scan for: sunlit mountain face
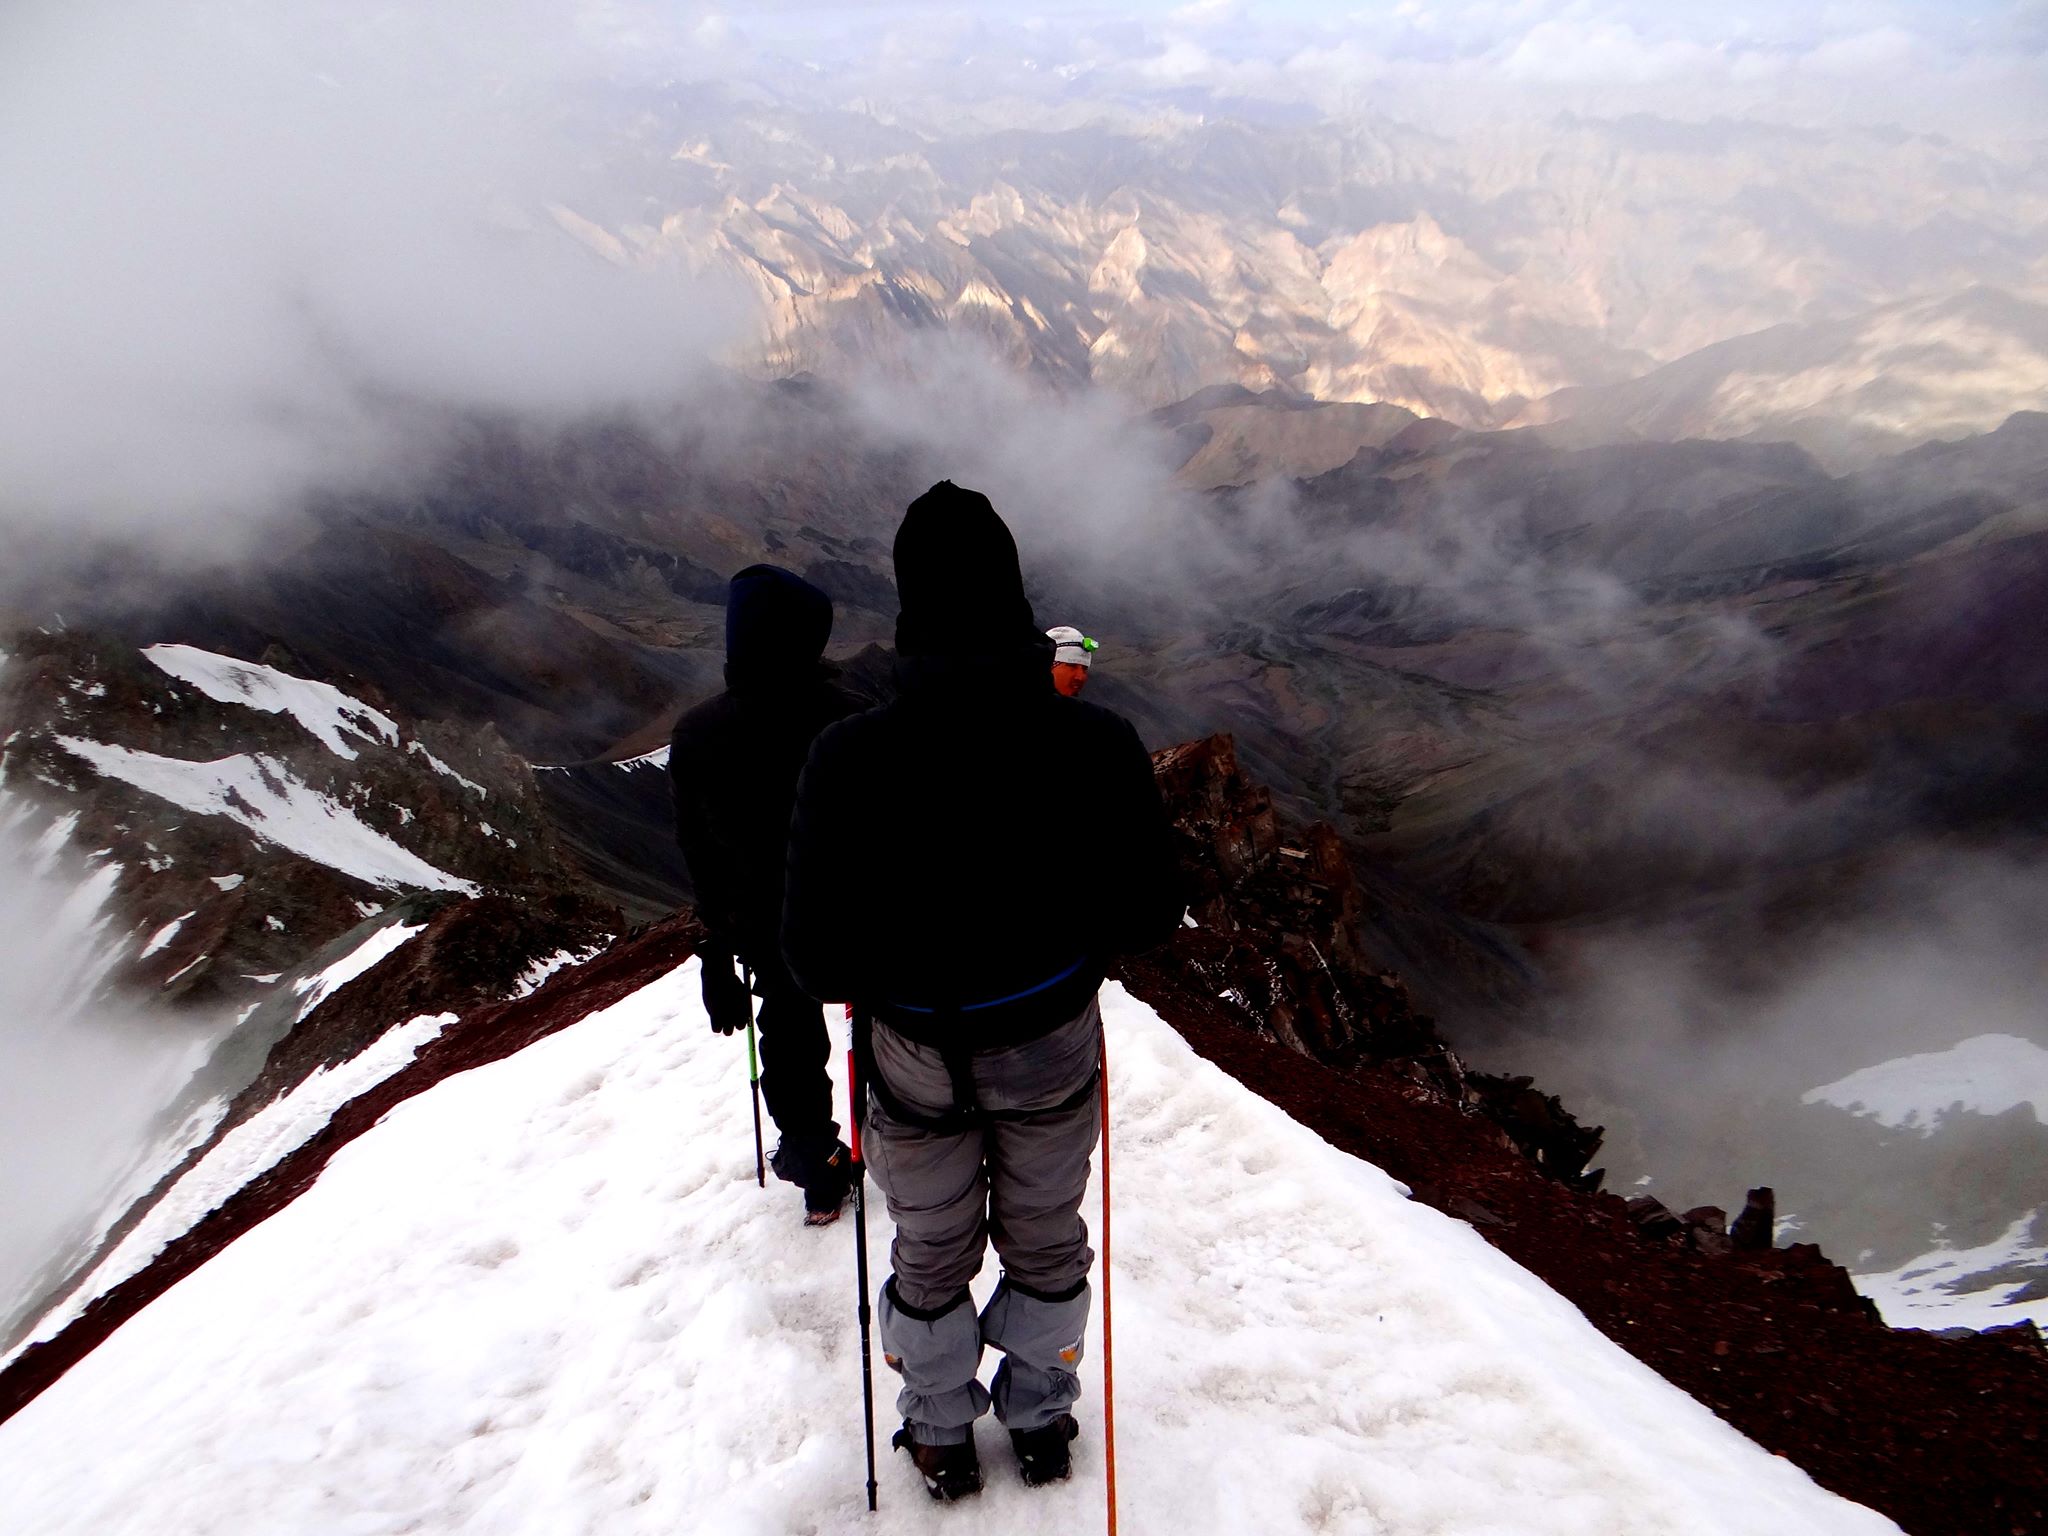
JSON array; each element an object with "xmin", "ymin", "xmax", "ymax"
[{"xmin": 553, "ymin": 81, "xmax": 2047, "ymax": 456}]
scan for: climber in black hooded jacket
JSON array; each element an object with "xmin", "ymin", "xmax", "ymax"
[
  {"xmin": 780, "ymin": 482, "xmax": 1183, "ymax": 1499},
  {"xmin": 669, "ymin": 564, "xmax": 866, "ymax": 1222},
  {"xmin": 781, "ymin": 484, "xmax": 1183, "ymax": 1050}
]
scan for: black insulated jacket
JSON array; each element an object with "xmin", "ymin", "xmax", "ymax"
[
  {"xmin": 669, "ymin": 566, "xmax": 864, "ymax": 970},
  {"xmin": 781, "ymin": 641, "xmax": 1183, "ymax": 1049}
]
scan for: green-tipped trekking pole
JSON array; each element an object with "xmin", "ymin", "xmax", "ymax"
[{"xmin": 744, "ymin": 967, "xmax": 765, "ymax": 1188}]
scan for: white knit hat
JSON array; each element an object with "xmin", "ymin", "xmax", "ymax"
[{"xmin": 1046, "ymin": 625, "xmax": 1096, "ymax": 667}]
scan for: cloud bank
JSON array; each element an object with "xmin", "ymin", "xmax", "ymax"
[{"xmin": 0, "ymin": 0, "xmax": 748, "ymax": 547}]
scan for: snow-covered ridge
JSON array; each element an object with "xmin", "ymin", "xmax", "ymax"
[
  {"xmin": 532, "ymin": 744, "xmax": 669, "ymax": 774},
  {"xmin": 1803, "ymin": 1033, "xmax": 2048, "ymax": 1135},
  {"xmin": 53, "ymin": 737, "xmax": 479, "ymax": 895},
  {"xmin": 0, "ymin": 971, "xmax": 1897, "ymax": 1534},
  {"xmin": 143, "ymin": 645, "xmax": 399, "ymax": 762},
  {"xmin": 289, "ymin": 922, "xmax": 425, "ymax": 1022},
  {"xmin": 509, "ymin": 943, "xmax": 608, "ymax": 999}
]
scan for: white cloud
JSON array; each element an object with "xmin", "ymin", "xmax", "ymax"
[
  {"xmin": 1803, "ymin": 25, "xmax": 1918, "ymax": 77},
  {"xmin": 0, "ymin": 0, "xmax": 750, "ymax": 546},
  {"xmin": 1498, "ymin": 20, "xmax": 1728, "ymax": 85}
]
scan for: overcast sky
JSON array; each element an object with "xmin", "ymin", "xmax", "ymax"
[{"xmin": 666, "ymin": 0, "xmax": 2048, "ymax": 140}]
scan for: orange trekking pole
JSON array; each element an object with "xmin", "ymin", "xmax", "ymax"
[{"xmin": 1099, "ymin": 1037, "xmax": 1118, "ymax": 1536}]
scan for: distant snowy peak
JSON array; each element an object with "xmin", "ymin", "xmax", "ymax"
[
  {"xmin": 142, "ymin": 646, "xmax": 399, "ymax": 762},
  {"xmin": 1802, "ymin": 1033, "xmax": 2048, "ymax": 1136},
  {"xmin": 1853, "ymin": 1211, "xmax": 2047, "ymax": 1335}
]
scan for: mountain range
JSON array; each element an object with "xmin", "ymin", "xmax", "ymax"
[{"xmin": 547, "ymin": 90, "xmax": 2048, "ymax": 450}]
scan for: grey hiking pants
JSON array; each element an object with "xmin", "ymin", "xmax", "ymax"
[{"xmin": 865, "ymin": 997, "xmax": 1101, "ymax": 1445}]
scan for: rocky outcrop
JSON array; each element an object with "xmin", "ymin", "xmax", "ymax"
[
  {"xmin": 1146, "ymin": 733, "xmax": 1441, "ymax": 1066},
  {"xmin": 1133, "ymin": 733, "xmax": 1606, "ymax": 1186}
]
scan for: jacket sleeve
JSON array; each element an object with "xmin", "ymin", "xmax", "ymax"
[
  {"xmin": 780, "ymin": 721, "xmax": 868, "ymax": 1003},
  {"xmin": 670, "ymin": 742, "xmax": 745, "ymax": 949},
  {"xmin": 1095, "ymin": 717, "xmax": 1187, "ymax": 959}
]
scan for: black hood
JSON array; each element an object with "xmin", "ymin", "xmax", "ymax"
[
  {"xmin": 892, "ymin": 481, "xmax": 1042, "ymax": 658},
  {"xmin": 725, "ymin": 564, "xmax": 833, "ymax": 688}
]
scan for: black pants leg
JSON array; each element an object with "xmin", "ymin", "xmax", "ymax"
[{"xmin": 754, "ymin": 969, "xmax": 841, "ymax": 1182}]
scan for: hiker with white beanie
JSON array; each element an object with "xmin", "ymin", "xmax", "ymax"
[{"xmin": 1046, "ymin": 625, "xmax": 1097, "ymax": 698}]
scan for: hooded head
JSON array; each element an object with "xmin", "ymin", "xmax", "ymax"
[
  {"xmin": 724, "ymin": 564, "xmax": 833, "ymax": 688},
  {"xmin": 893, "ymin": 481, "xmax": 1041, "ymax": 658}
]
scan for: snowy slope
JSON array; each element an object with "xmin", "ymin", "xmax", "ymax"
[
  {"xmin": 0, "ymin": 925, "xmax": 440, "ymax": 1366},
  {"xmin": 0, "ymin": 969, "xmax": 1898, "ymax": 1535}
]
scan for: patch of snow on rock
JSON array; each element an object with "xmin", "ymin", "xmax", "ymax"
[
  {"xmin": 407, "ymin": 740, "xmax": 486, "ymax": 797},
  {"xmin": 138, "ymin": 912, "xmax": 195, "ymax": 960},
  {"xmin": 509, "ymin": 944, "xmax": 608, "ymax": 999},
  {"xmin": 290, "ymin": 923, "xmax": 427, "ymax": 1023}
]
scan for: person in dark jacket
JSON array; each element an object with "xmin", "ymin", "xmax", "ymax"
[
  {"xmin": 670, "ymin": 564, "xmax": 866, "ymax": 1224},
  {"xmin": 782, "ymin": 482, "xmax": 1182, "ymax": 1499}
]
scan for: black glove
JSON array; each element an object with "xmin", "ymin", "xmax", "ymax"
[{"xmin": 701, "ymin": 953, "xmax": 754, "ymax": 1037}]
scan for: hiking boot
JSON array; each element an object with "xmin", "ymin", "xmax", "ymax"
[
  {"xmin": 771, "ymin": 1136, "xmax": 854, "ymax": 1225},
  {"xmin": 891, "ymin": 1422, "xmax": 982, "ymax": 1501},
  {"xmin": 801, "ymin": 1143, "xmax": 854, "ymax": 1227},
  {"xmin": 1010, "ymin": 1413, "xmax": 1078, "ymax": 1487}
]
